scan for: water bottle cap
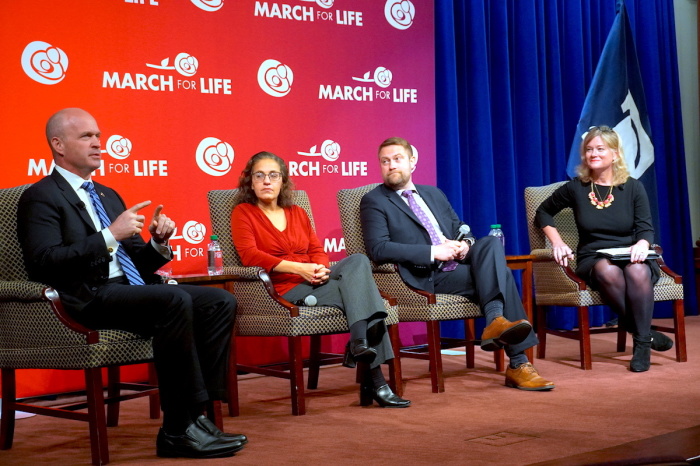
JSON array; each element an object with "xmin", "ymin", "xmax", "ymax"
[
  {"xmin": 490, "ymin": 224, "xmax": 501, "ymax": 229},
  {"xmin": 210, "ymin": 235, "xmax": 219, "ymax": 240}
]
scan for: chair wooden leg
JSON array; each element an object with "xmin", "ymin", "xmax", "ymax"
[
  {"xmin": 578, "ymin": 306, "xmax": 592, "ymax": 370},
  {"xmin": 84, "ymin": 367, "xmax": 109, "ymax": 466},
  {"xmin": 387, "ymin": 324, "xmax": 403, "ymax": 397},
  {"xmin": 206, "ymin": 401, "xmax": 224, "ymax": 430},
  {"xmin": 494, "ymin": 349, "xmax": 505, "ymax": 372},
  {"xmin": 307, "ymin": 335, "xmax": 321, "ymax": 390},
  {"xmin": 673, "ymin": 299, "xmax": 688, "ymax": 362},
  {"xmin": 227, "ymin": 334, "xmax": 240, "ymax": 417},
  {"xmin": 148, "ymin": 363, "xmax": 161, "ymax": 420},
  {"xmin": 536, "ymin": 306, "xmax": 547, "ymax": 359},
  {"xmin": 464, "ymin": 319, "xmax": 475, "ymax": 369},
  {"xmin": 616, "ymin": 326, "xmax": 627, "ymax": 353},
  {"xmin": 288, "ymin": 336, "xmax": 306, "ymax": 415},
  {"xmin": 0, "ymin": 369, "xmax": 16, "ymax": 450},
  {"xmin": 426, "ymin": 321, "xmax": 444, "ymax": 393},
  {"xmin": 106, "ymin": 366, "xmax": 120, "ymax": 427}
]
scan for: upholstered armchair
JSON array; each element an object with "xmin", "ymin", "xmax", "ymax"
[
  {"xmin": 0, "ymin": 184, "xmax": 159, "ymax": 465},
  {"xmin": 523, "ymin": 181, "xmax": 686, "ymax": 369},
  {"xmin": 207, "ymin": 189, "xmax": 402, "ymax": 416},
  {"xmin": 336, "ymin": 184, "xmax": 505, "ymax": 394}
]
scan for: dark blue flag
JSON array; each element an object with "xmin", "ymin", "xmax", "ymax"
[{"xmin": 566, "ymin": 1, "xmax": 659, "ymax": 240}]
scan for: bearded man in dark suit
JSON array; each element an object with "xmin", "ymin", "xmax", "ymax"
[
  {"xmin": 360, "ymin": 137, "xmax": 554, "ymax": 391},
  {"xmin": 17, "ymin": 108, "xmax": 247, "ymax": 458}
]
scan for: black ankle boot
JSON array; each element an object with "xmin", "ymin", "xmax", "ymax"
[{"xmin": 630, "ymin": 335, "xmax": 652, "ymax": 372}]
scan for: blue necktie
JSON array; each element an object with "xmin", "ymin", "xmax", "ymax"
[
  {"xmin": 82, "ymin": 181, "xmax": 146, "ymax": 286},
  {"xmin": 402, "ymin": 190, "xmax": 458, "ymax": 272}
]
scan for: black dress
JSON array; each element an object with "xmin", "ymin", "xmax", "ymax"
[{"xmin": 534, "ymin": 177, "xmax": 660, "ymax": 288}]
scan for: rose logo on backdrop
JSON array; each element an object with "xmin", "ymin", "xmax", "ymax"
[
  {"xmin": 21, "ymin": 41, "xmax": 69, "ymax": 85},
  {"xmin": 352, "ymin": 67, "xmax": 392, "ymax": 88},
  {"xmin": 100, "ymin": 135, "xmax": 132, "ymax": 160},
  {"xmin": 146, "ymin": 53, "xmax": 199, "ymax": 77},
  {"xmin": 181, "ymin": 221, "xmax": 207, "ymax": 244},
  {"xmin": 385, "ymin": 0, "xmax": 415, "ymax": 30},
  {"xmin": 258, "ymin": 59, "xmax": 294, "ymax": 97},
  {"xmin": 196, "ymin": 137, "xmax": 235, "ymax": 176},
  {"xmin": 300, "ymin": 0, "xmax": 333, "ymax": 7},
  {"xmin": 191, "ymin": 0, "xmax": 224, "ymax": 12},
  {"xmin": 298, "ymin": 140, "xmax": 341, "ymax": 162}
]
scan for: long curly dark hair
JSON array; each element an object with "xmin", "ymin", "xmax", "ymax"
[{"xmin": 236, "ymin": 151, "xmax": 295, "ymax": 207}]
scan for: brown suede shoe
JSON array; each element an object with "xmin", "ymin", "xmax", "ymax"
[
  {"xmin": 480, "ymin": 316, "xmax": 532, "ymax": 351},
  {"xmin": 505, "ymin": 363, "xmax": 555, "ymax": 391}
]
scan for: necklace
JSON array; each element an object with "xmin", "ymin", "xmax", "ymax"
[{"xmin": 588, "ymin": 183, "xmax": 614, "ymax": 209}]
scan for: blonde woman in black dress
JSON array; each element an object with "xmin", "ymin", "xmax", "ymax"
[{"xmin": 535, "ymin": 126, "xmax": 673, "ymax": 372}]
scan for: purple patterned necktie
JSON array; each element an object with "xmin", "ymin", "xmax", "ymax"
[
  {"xmin": 402, "ymin": 190, "xmax": 458, "ymax": 272},
  {"xmin": 82, "ymin": 182, "xmax": 146, "ymax": 285}
]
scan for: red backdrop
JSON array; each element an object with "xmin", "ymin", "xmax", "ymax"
[{"xmin": 0, "ymin": 0, "xmax": 435, "ymax": 397}]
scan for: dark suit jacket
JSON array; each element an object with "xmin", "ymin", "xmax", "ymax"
[
  {"xmin": 17, "ymin": 170, "xmax": 168, "ymax": 313},
  {"xmin": 360, "ymin": 183, "xmax": 474, "ymax": 293}
]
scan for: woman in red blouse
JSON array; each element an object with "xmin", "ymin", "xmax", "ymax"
[{"xmin": 231, "ymin": 151, "xmax": 410, "ymax": 408}]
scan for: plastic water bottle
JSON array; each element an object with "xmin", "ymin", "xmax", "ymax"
[
  {"xmin": 207, "ymin": 235, "xmax": 224, "ymax": 276},
  {"xmin": 488, "ymin": 224, "xmax": 505, "ymax": 249}
]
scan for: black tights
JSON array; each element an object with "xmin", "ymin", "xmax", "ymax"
[{"xmin": 591, "ymin": 259, "xmax": 653, "ymax": 337}]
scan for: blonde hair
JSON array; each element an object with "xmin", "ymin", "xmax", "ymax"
[{"xmin": 576, "ymin": 126, "xmax": 630, "ymax": 185}]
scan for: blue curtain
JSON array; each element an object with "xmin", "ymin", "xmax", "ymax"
[{"xmin": 436, "ymin": 0, "xmax": 696, "ymax": 335}]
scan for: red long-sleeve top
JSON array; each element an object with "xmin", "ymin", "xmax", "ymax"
[{"xmin": 231, "ymin": 202, "xmax": 330, "ymax": 296}]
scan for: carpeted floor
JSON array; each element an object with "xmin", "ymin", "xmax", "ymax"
[{"xmin": 2, "ymin": 316, "xmax": 700, "ymax": 465}]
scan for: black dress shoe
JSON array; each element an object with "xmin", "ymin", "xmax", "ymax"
[
  {"xmin": 342, "ymin": 338, "xmax": 377, "ymax": 368},
  {"xmin": 360, "ymin": 384, "xmax": 411, "ymax": 408},
  {"xmin": 194, "ymin": 415, "xmax": 248, "ymax": 444},
  {"xmin": 156, "ymin": 422, "xmax": 245, "ymax": 459}
]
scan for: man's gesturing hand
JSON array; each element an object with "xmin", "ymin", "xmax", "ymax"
[
  {"xmin": 109, "ymin": 201, "xmax": 151, "ymax": 241},
  {"xmin": 149, "ymin": 205, "xmax": 176, "ymax": 244}
]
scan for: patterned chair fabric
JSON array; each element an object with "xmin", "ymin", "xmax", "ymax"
[
  {"xmin": 336, "ymin": 184, "xmax": 504, "ymax": 394},
  {"xmin": 524, "ymin": 182, "xmax": 687, "ymax": 369},
  {"xmin": 0, "ymin": 184, "xmax": 158, "ymax": 465},
  {"xmin": 207, "ymin": 189, "xmax": 401, "ymax": 415}
]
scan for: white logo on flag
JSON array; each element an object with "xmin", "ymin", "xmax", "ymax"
[
  {"xmin": 195, "ymin": 137, "xmax": 235, "ymax": 176},
  {"xmin": 614, "ymin": 91, "xmax": 654, "ymax": 179},
  {"xmin": 100, "ymin": 135, "xmax": 132, "ymax": 160},
  {"xmin": 298, "ymin": 140, "xmax": 341, "ymax": 161},
  {"xmin": 258, "ymin": 59, "xmax": 294, "ymax": 97},
  {"xmin": 21, "ymin": 41, "xmax": 69, "ymax": 85},
  {"xmin": 385, "ymin": 0, "xmax": 415, "ymax": 30},
  {"xmin": 191, "ymin": 0, "xmax": 224, "ymax": 12},
  {"xmin": 146, "ymin": 53, "xmax": 199, "ymax": 76}
]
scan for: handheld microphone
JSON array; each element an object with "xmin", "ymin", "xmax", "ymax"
[
  {"xmin": 455, "ymin": 224, "xmax": 471, "ymax": 242},
  {"xmin": 437, "ymin": 224, "xmax": 472, "ymax": 270},
  {"xmin": 294, "ymin": 295, "xmax": 317, "ymax": 306}
]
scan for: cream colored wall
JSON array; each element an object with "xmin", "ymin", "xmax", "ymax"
[{"xmin": 674, "ymin": 0, "xmax": 699, "ymax": 241}]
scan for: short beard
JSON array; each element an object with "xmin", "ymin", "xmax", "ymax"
[{"xmin": 383, "ymin": 172, "xmax": 410, "ymax": 190}]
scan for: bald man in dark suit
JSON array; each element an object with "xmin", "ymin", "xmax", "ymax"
[{"xmin": 17, "ymin": 108, "xmax": 247, "ymax": 458}]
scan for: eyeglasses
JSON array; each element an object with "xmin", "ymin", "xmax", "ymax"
[{"xmin": 252, "ymin": 171, "xmax": 282, "ymax": 183}]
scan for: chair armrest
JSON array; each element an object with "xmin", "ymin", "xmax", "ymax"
[
  {"xmin": 652, "ymin": 244, "xmax": 683, "ymax": 284},
  {"xmin": 0, "ymin": 282, "xmax": 97, "ymax": 348},
  {"xmin": 222, "ymin": 265, "xmax": 265, "ymax": 280},
  {"xmin": 0, "ymin": 280, "xmax": 49, "ymax": 301},
  {"xmin": 531, "ymin": 249, "xmax": 587, "ymax": 291}
]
